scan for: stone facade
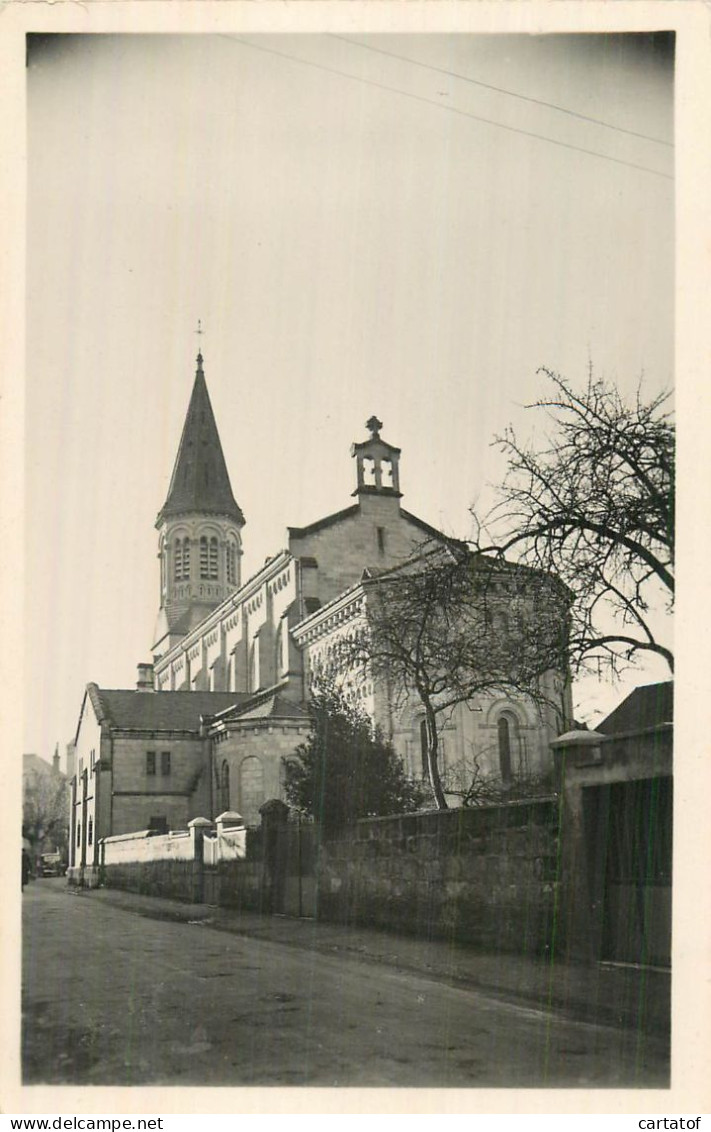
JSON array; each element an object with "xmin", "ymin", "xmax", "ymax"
[
  {"xmin": 292, "ymin": 569, "xmax": 568, "ymax": 789},
  {"xmin": 154, "ymin": 551, "xmax": 299, "ymax": 696},
  {"xmin": 212, "ymin": 716, "xmax": 311, "ymax": 827}
]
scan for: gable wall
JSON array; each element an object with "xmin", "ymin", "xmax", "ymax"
[
  {"xmin": 289, "ymin": 496, "xmax": 437, "ymax": 609},
  {"xmin": 70, "ymin": 700, "xmax": 103, "ymax": 869}
]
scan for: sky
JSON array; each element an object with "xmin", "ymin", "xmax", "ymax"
[{"xmin": 24, "ymin": 31, "xmax": 674, "ymax": 763}]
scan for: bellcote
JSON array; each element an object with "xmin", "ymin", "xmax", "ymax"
[{"xmin": 351, "ymin": 416, "xmax": 402, "ymax": 498}]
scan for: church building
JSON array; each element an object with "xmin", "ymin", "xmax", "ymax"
[{"xmin": 68, "ymin": 349, "xmax": 570, "ymax": 885}]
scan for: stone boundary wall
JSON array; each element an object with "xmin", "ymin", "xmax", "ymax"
[
  {"xmin": 214, "ymin": 857, "xmax": 265, "ymax": 912},
  {"xmin": 96, "ymin": 801, "xmax": 563, "ymax": 957},
  {"xmin": 316, "ymin": 800, "xmax": 562, "ymax": 956},
  {"xmin": 99, "ymin": 858, "xmax": 201, "ymax": 902}
]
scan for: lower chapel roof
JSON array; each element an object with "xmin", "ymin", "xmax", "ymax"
[
  {"xmin": 85, "ymin": 686, "xmax": 309, "ymax": 736},
  {"xmin": 86, "ymin": 688, "xmax": 253, "ymax": 733},
  {"xmin": 212, "ymin": 691, "xmax": 309, "ymax": 725}
]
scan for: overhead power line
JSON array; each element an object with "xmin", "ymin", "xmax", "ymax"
[
  {"xmin": 328, "ymin": 34, "xmax": 674, "ymax": 149},
  {"xmin": 220, "ymin": 35, "xmax": 673, "ymax": 181}
]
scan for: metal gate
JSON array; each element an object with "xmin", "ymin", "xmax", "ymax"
[
  {"xmin": 585, "ymin": 777, "xmax": 672, "ymax": 967},
  {"xmin": 282, "ymin": 816, "xmax": 318, "ymax": 919},
  {"xmin": 261, "ymin": 811, "xmax": 318, "ymax": 919}
]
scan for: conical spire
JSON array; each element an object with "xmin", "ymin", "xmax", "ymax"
[{"xmin": 156, "ymin": 352, "xmax": 244, "ymax": 528}]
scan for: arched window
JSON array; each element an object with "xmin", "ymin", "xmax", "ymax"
[
  {"xmin": 220, "ymin": 760, "xmax": 230, "ymax": 812},
  {"xmin": 497, "ymin": 712, "xmax": 520, "ymax": 786},
  {"xmin": 249, "ymin": 636, "xmax": 260, "ymax": 692},
  {"xmin": 174, "ymin": 537, "xmax": 190, "ymax": 581},
  {"xmin": 200, "ymin": 536, "xmax": 219, "ymax": 580},
  {"xmin": 498, "ymin": 717, "xmax": 512, "ymax": 785},
  {"xmin": 226, "ymin": 540, "xmax": 237, "ymax": 585}
]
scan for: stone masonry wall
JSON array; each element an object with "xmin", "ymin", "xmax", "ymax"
[
  {"xmin": 101, "ymin": 859, "xmax": 200, "ymax": 903},
  {"xmin": 215, "ymin": 859, "xmax": 265, "ymax": 913},
  {"xmin": 316, "ymin": 801, "xmax": 562, "ymax": 956}
]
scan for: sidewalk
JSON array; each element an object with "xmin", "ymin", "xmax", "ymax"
[{"xmin": 69, "ymin": 883, "xmax": 670, "ymax": 1036}]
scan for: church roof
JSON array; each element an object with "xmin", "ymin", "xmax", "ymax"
[
  {"xmin": 597, "ymin": 681, "xmax": 673, "ymax": 736},
  {"xmin": 211, "ymin": 688, "xmax": 309, "ymax": 725},
  {"xmin": 87, "ymin": 687, "xmax": 252, "ymax": 733},
  {"xmin": 230, "ymin": 692, "xmax": 309, "ymax": 722},
  {"xmin": 156, "ymin": 353, "xmax": 244, "ymax": 527}
]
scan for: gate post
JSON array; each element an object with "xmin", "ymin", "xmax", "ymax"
[
  {"xmin": 550, "ymin": 730, "xmax": 604, "ymax": 962},
  {"xmin": 188, "ymin": 817, "xmax": 213, "ymax": 903},
  {"xmin": 215, "ymin": 810, "xmax": 246, "ymax": 843},
  {"xmin": 259, "ymin": 799, "xmax": 289, "ymax": 913}
]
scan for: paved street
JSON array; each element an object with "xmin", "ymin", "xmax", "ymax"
[{"xmin": 23, "ymin": 879, "xmax": 669, "ymax": 1088}]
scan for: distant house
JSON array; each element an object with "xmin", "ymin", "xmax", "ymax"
[
  {"xmin": 596, "ymin": 680, "xmax": 673, "ymax": 736},
  {"xmin": 23, "ymin": 748, "xmax": 68, "ymax": 865}
]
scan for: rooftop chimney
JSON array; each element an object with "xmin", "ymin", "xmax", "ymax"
[{"xmin": 137, "ymin": 663, "xmax": 155, "ymax": 692}]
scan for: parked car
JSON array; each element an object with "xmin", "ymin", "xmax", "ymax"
[{"xmin": 38, "ymin": 852, "xmax": 64, "ymax": 877}]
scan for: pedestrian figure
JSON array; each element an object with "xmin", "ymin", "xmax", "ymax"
[{"xmin": 22, "ymin": 837, "xmax": 32, "ymax": 890}]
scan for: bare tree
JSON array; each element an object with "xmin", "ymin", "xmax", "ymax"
[
  {"xmin": 352, "ymin": 547, "xmax": 570, "ymax": 810},
  {"xmin": 442, "ymin": 746, "xmax": 556, "ymax": 808},
  {"xmin": 475, "ymin": 368, "xmax": 674, "ymax": 676},
  {"xmin": 23, "ymin": 768, "xmax": 68, "ymax": 861}
]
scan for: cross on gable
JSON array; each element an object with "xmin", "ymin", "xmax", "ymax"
[{"xmin": 366, "ymin": 415, "xmax": 383, "ymax": 438}]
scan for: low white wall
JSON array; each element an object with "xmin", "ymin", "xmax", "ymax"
[
  {"xmin": 102, "ymin": 829, "xmax": 193, "ymax": 865},
  {"xmin": 203, "ymin": 829, "xmax": 247, "ymax": 865}
]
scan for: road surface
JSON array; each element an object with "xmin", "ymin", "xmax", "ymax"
[{"xmin": 22, "ymin": 879, "xmax": 668, "ymax": 1088}]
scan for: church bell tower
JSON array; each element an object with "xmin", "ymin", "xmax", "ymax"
[{"xmin": 152, "ymin": 347, "xmax": 245, "ymax": 661}]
